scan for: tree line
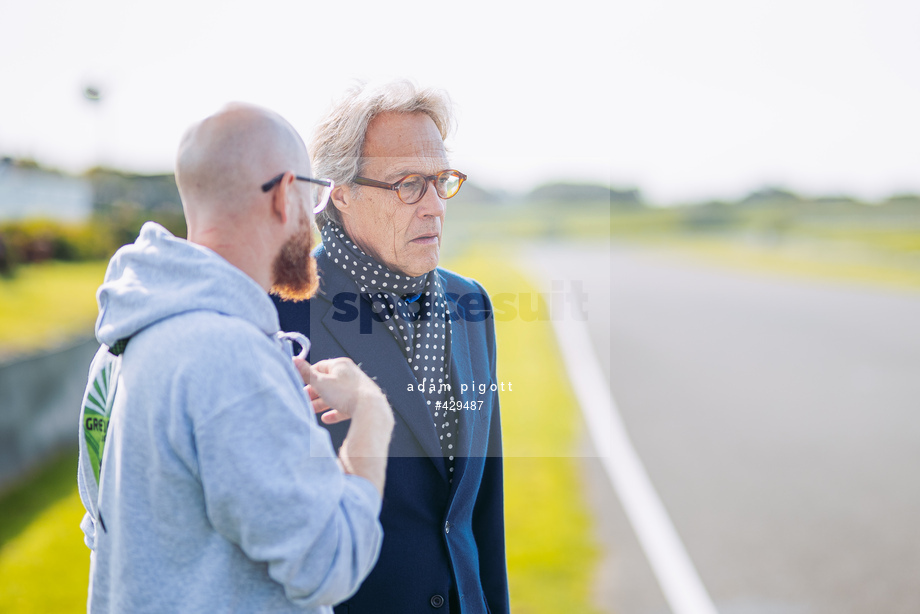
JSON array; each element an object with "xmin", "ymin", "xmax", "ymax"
[{"xmin": 0, "ymin": 166, "xmax": 185, "ymax": 277}]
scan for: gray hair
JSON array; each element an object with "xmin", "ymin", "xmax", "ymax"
[{"xmin": 310, "ymin": 79, "xmax": 454, "ymax": 228}]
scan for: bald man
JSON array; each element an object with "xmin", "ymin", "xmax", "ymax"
[{"xmin": 76, "ymin": 103, "xmax": 394, "ymax": 614}]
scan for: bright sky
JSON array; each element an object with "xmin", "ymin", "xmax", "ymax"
[{"xmin": 1, "ymin": 0, "xmax": 918, "ymax": 204}]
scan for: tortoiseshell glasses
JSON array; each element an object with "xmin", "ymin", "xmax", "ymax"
[{"xmin": 354, "ymin": 169, "xmax": 467, "ymax": 205}]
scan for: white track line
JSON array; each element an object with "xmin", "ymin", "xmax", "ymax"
[{"xmin": 548, "ymin": 309, "xmax": 719, "ymax": 614}]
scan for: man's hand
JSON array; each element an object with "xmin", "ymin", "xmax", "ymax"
[
  {"xmin": 295, "ymin": 357, "xmax": 382, "ymax": 424},
  {"xmin": 294, "ymin": 357, "xmax": 394, "ymax": 496}
]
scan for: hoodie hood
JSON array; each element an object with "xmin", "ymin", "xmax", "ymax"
[{"xmin": 95, "ymin": 222, "xmax": 280, "ymax": 347}]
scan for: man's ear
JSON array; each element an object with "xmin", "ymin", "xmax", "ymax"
[
  {"xmin": 270, "ymin": 171, "xmax": 296, "ymax": 224},
  {"xmin": 330, "ymin": 184, "xmax": 350, "ymax": 213}
]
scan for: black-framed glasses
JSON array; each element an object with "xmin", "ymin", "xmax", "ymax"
[
  {"xmin": 354, "ymin": 169, "xmax": 467, "ymax": 205},
  {"xmin": 261, "ymin": 173, "xmax": 335, "ymax": 214}
]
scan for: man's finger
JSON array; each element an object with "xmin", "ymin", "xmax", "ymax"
[
  {"xmin": 310, "ymin": 358, "xmax": 335, "ymax": 374},
  {"xmin": 312, "ymin": 356, "xmax": 354, "ymax": 375},
  {"xmin": 320, "ymin": 409, "xmax": 351, "ymax": 424},
  {"xmin": 311, "ymin": 398, "xmax": 331, "ymax": 413},
  {"xmin": 293, "ymin": 357, "xmax": 313, "ymax": 385}
]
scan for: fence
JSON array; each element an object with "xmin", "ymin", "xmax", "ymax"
[{"xmin": 0, "ymin": 337, "xmax": 98, "ymax": 492}]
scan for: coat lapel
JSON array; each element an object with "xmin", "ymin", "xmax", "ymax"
[{"xmin": 314, "ymin": 252, "xmax": 448, "ymax": 481}]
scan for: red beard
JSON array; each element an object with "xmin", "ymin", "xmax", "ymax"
[{"xmin": 270, "ymin": 214, "xmax": 318, "ymax": 301}]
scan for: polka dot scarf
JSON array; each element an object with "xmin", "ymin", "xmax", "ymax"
[{"xmin": 321, "ymin": 222, "xmax": 459, "ymax": 482}]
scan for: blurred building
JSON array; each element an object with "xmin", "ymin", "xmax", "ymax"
[{"xmin": 0, "ymin": 162, "xmax": 93, "ymax": 222}]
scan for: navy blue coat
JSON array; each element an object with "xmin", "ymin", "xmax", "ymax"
[{"xmin": 274, "ymin": 245, "xmax": 510, "ymax": 614}]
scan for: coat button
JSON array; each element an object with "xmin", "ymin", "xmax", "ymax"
[
  {"xmin": 444, "ymin": 521, "xmax": 451, "ymax": 534},
  {"xmin": 430, "ymin": 594, "xmax": 445, "ymax": 608}
]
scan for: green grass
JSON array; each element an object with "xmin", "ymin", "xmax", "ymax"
[
  {"xmin": 443, "ymin": 201, "xmax": 612, "ymax": 246},
  {"xmin": 0, "ymin": 261, "xmax": 107, "ymax": 358},
  {"xmin": 792, "ymin": 225, "xmax": 920, "ymax": 254},
  {"xmin": 0, "ymin": 262, "xmax": 107, "ymax": 610},
  {"xmin": 0, "ymin": 452, "xmax": 89, "ymax": 613},
  {"xmin": 444, "ymin": 249, "xmax": 602, "ymax": 614},
  {"xmin": 628, "ymin": 234, "xmax": 920, "ymax": 291},
  {"xmin": 601, "ymin": 204, "xmax": 920, "ymax": 291}
]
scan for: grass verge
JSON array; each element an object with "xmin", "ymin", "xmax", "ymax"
[
  {"xmin": 0, "ymin": 261, "xmax": 107, "ymax": 359},
  {"xmin": 0, "ymin": 452, "xmax": 89, "ymax": 613},
  {"xmin": 444, "ymin": 248, "xmax": 602, "ymax": 614},
  {"xmin": 618, "ymin": 234, "xmax": 920, "ymax": 292}
]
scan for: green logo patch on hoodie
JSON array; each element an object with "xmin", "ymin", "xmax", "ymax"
[{"xmin": 83, "ymin": 360, "xmax": 117, "ymax": 484}]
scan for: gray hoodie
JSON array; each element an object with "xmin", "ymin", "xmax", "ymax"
[{"xmin": 77, "ymin": 222, "xmax": 382, "ymax": 613}]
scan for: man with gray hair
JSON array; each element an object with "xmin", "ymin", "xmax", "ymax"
[
  {"xmin": 77, "ymin": 103, "xmax": 394, "ymax": 613},
  {"xmin": 275, "ymin": 81, "xmax": 509, "ymax": 613}
]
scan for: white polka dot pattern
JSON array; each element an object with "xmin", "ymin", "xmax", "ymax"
[{"xmin": 322, "ymin": 223, "xmax": 459, "ymax": 482}]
